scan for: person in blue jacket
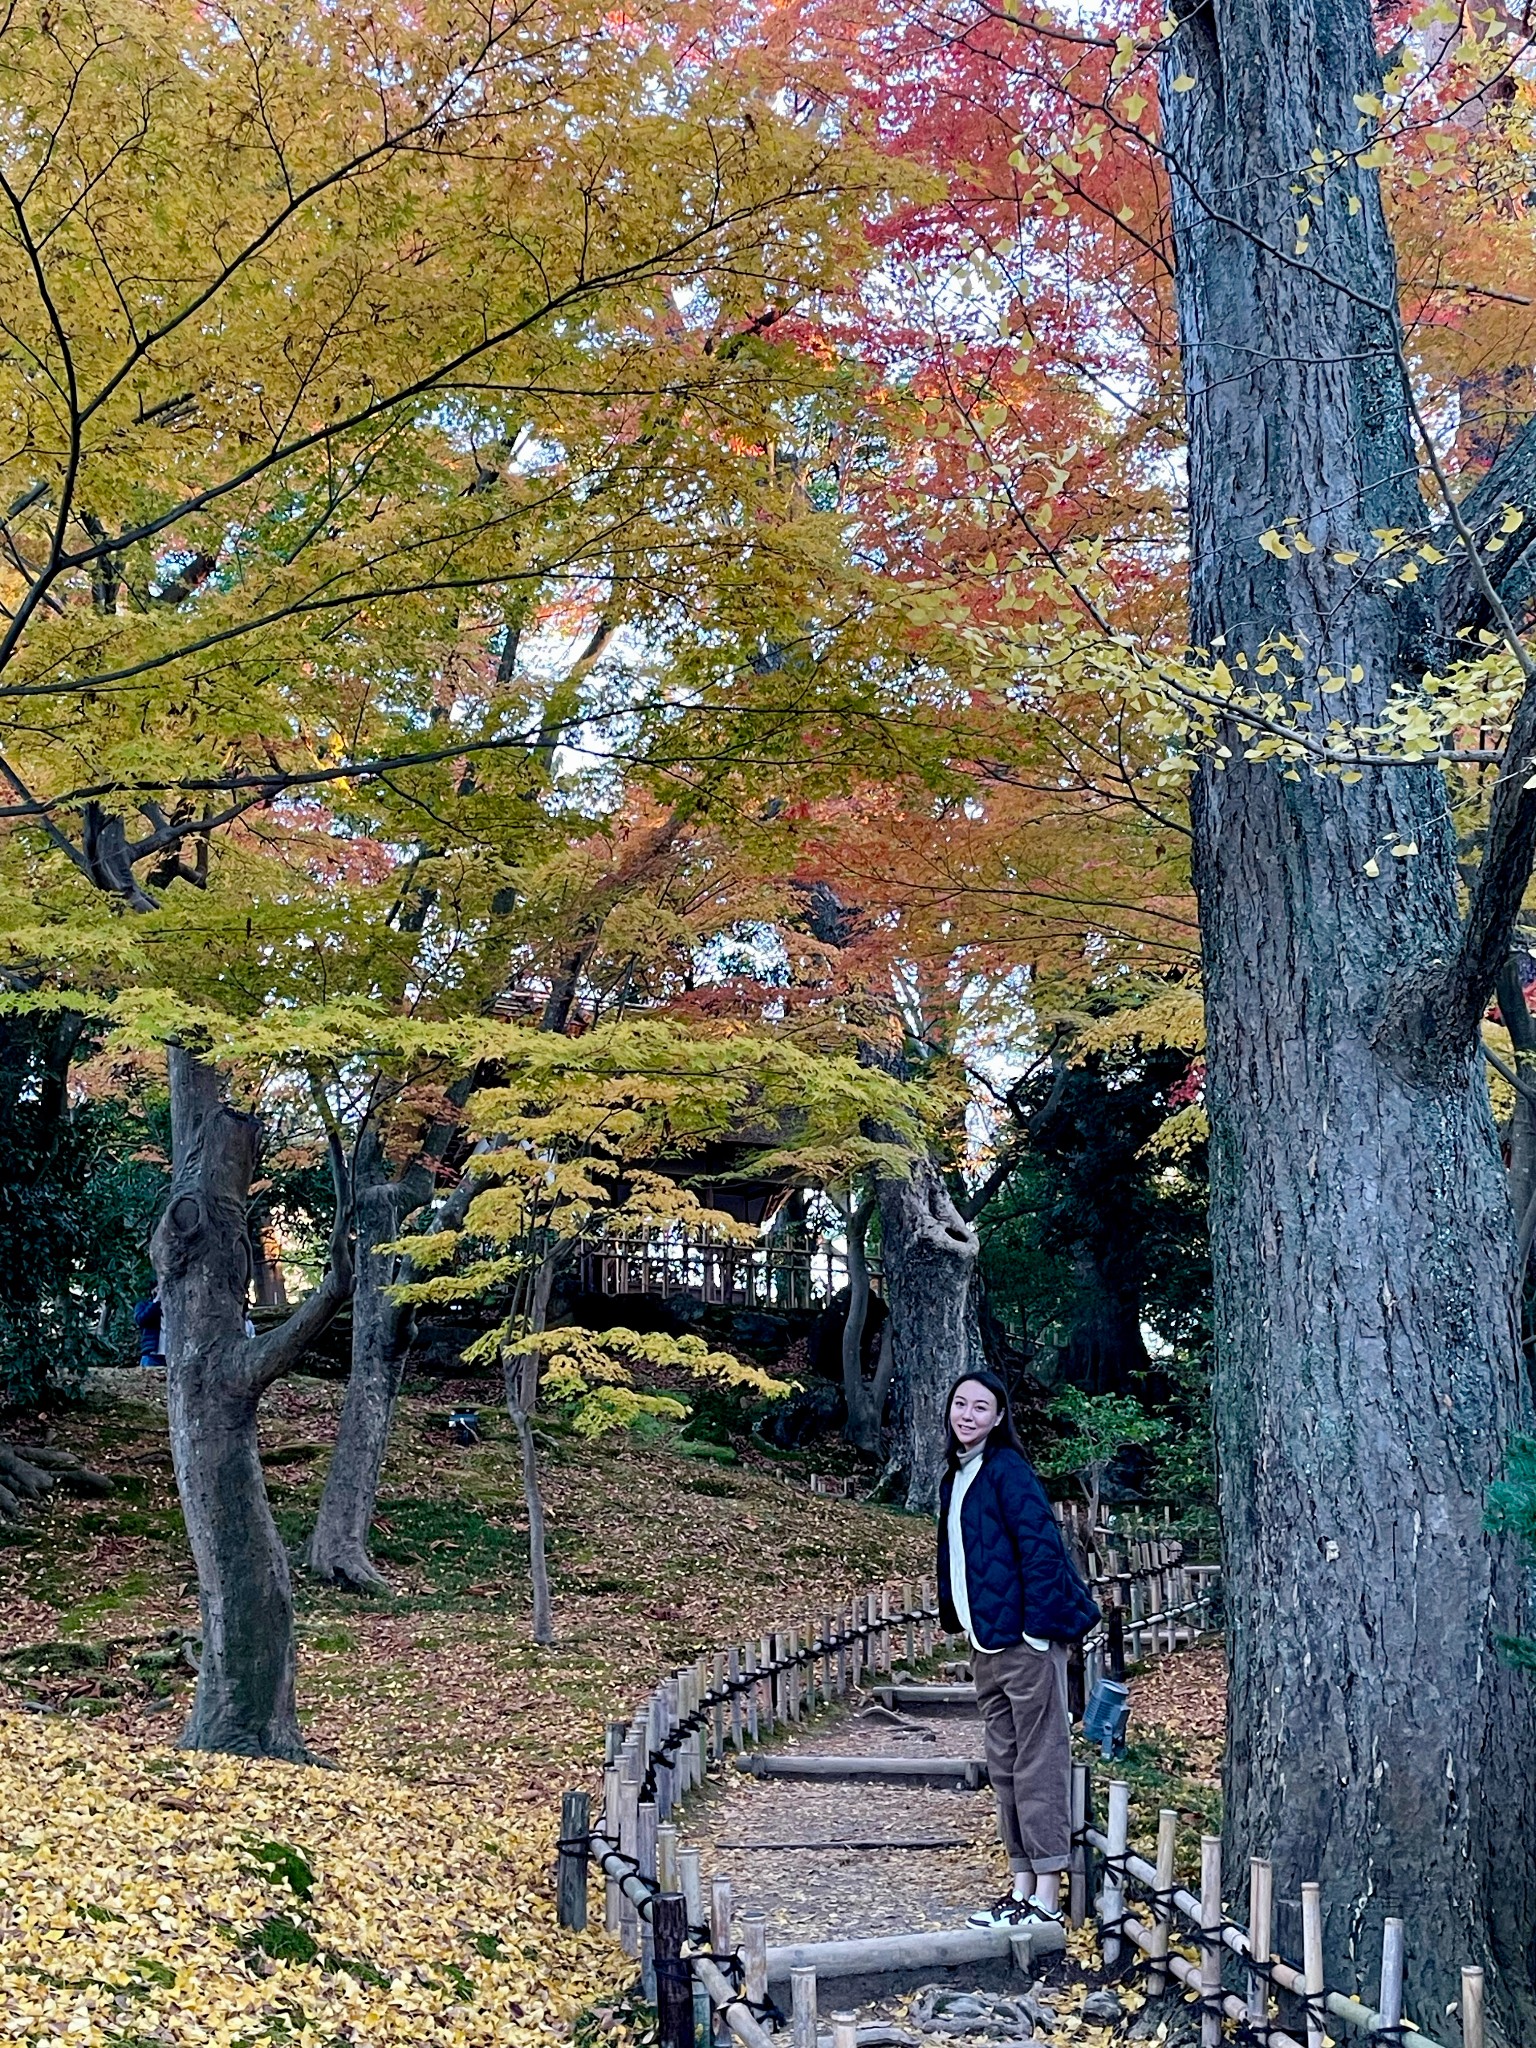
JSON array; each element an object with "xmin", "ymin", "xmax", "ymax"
[{"xmin": 936, "ymin": 1369, "xmax": 1099, "ymax": 1931}]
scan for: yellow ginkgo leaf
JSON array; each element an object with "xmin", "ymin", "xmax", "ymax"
[{"xmin": 1171, "ymin": 71, "xmax": 1197, "ymax": 90}]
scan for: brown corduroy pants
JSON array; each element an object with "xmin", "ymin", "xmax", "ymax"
[{"xmin": 973, "ymin": 1640, "xmax": 1072, "ymax": 1876}]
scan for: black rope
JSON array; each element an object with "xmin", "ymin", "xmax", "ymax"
[{"xmin": 1077, "ymin": 1836, "xmax": 1414, "ymax": 2046}]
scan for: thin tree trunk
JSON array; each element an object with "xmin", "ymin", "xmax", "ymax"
[
  {"xmin": 505, "ymin": 1247, "xmax": 558, "ymax": 1646},
  {"xmin": 877, "ymin": 1154, "xmax": 985, "ymax": 1510},
  {"xmin": 304, "ymin": 1135, "xmax": 424, "ymax": 1594},
  {"xmin": 1162, "ymin": 0, "xmax": 1536, "ymax": 2024},
  {"xmin": 152, "ymin": 1049, "xmax": 352, "ymax": 1760}
]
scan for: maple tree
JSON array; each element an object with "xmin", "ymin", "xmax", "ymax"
[{"xmin": 0, "ymin": 0, "xmax": 922, "ymax": 1759}]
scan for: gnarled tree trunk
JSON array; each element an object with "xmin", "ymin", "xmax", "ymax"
[
  {"xmin": 1162, "ymin": 0, "xmax": 1536, "ymax": 2026},
  {"xmin": 153, "ymin": 1049, "xmax": 351, "ymax": 1761},
  {"xmin": 304, "ymin": 1134, "xmax": 427, "ymax": 1594},
  {"xmin": 878, "ymin": 1153, "xmax": 985, "ymax": 1510}
]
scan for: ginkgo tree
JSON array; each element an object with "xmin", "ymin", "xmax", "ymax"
[{"xmin": 829, "ymin": 0, "xmax": 1536, "ymax": 2021}]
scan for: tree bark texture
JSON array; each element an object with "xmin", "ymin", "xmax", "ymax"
[
  {"xmin": 304, "ymin": 1135, "xmax": 426, "ymax": 1595},
  {"xmin": 878, "ymin": 1155, "xmax": 985, "ymax": 1510},
  {"xmin": 153, "ymin": 1048, "xmax": 350, "ymax": 1761},
  {"xmin": 839, "ymin": 1193, "xmax": 893, "ymax": 1453},
  {"xmin": 1163, "ymin": 0, "xmax": 1536, "ymax": 2027},
  {"xmin": 1496, "ymin": 962, "xmax": 1536, "ymax": 1293}
]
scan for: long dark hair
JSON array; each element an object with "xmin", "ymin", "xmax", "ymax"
[{"xmin": 942, "ymin": 1368, "xmax": 1026, "ymax": 1476}]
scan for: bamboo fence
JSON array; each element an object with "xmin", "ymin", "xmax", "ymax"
[{"xmin": 558, "ymin": 1547, "xmax": 1481, "ymax": 2048}]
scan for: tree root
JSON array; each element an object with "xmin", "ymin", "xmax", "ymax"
[
  {"xmin": 0, "ymin": 1442, "xmax": 114, "ymax": 1521},
  {"xmin": 303, "ymin": 1543, "xmax": 390, "ymax": 1597}
]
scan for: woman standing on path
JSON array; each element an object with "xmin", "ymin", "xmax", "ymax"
[{"xmin": 936, "ymin": 1370, "xmax": 1100, "ymax": 1931}]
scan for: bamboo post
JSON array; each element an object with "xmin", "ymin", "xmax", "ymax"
[
  {"xmin": 741, "ymin": 1909, "xmax": 768, "ymax": 2010},
  {"xmin": 759, "ymin": 1636, "xmax": 775, "ymax": 1732},
  {"xmin": 1301, "ymin": 1882, "xmax": 1324, "ymax": 2048},
  {"xmin": 711, "ymin": 1874, "xmax": 734, "ymax": 1959},
  {"xmin": 680, "ymin": 1848, "xmax": 711, "ymax": 2045},
  {"xmin": 654, "ymin": 1894, "xmax": 693, "ymax": 2048},
  {"xmin": 820, "ymin": 1614, "xmax": 834, "ymax": 1704},
  {"xmin": 791, "ymin": 1966, "xmax": 818, "ymax": 2048},
  {"xmin": 712, "ymin": 1650, "xmax": 727, "ymax": 1761},
  {"xmin": 729, "ymin": 1645, "xmax": 744, "ymax": 1750},
  {"xmin": 1462, "ymin": 1965, "xmax": 1485, "ymax": 2048},
  {"xmin": 1200, "ymin": 1835, "xmax": 1222, "ymax": 2048},
  {"xmin": 603, "ymin": 1764, "xmax": 622, "ymax": 1933},
  {"xmin": 685, "ymin": 1668, "xmax": 701, "ymax": 1790},
  {"xmin": 638, "ymin": 1800, "xmax": 660, "ymax": 2000},
  {"xmin": 618, "ymin": 1758, "xmax": 641, "ymax": 1957},
  {"xmin": 679, "ymin": 1846, "xmax": 703, "ymax": 1926},
  {"xmin": 832, "ymin": 2015, "xmax": 858, "ymax": 2048},
  {"xmin": 1147, "ymin": 1807, "xmax": 1176, "ymax": 1996},
  {"xmin": 903, "ymin": 1580, "xmax": 916, "ymax": 1667},
  {"xmin": 670, "ymin": 1675, "xmax": 688, "ymax": 1801},
  {"xmin": 653, "ymin": 1688, "xmax": 672, "ymax": 1819},
  {"xmin": 880, "ymin": 1587, "xmax": 893, "ymax": 1671},
  {"xmin": 837, "ymin": 1606, "xmax": 850, "ymax": 1694},
  {"xmin": 1068, "ymin": 1762, "xmax": 1090, "ymax": 1927},
  {"xmin": 745, "ymin": 1643, "xmax": 760, "ymax": 1743},
  {"xmin": 657, "ymin": 1822, "xmax": 679, "ymax": 1895},
  {"xmin": 850, "ymin": 1601, "xmax": 864, "ymax": 1690},
  {"xmin": 696, "ymin": 1658, "xmax": 711, "ymax": 1781},
  {"xmin": 1378, "ymin": 1917, "xmax": 1404, "ymax": 2037},
  {"xmin": 557, "ymin": 1790, "xmax": 590, "ymax": 1931},
  {"xmin": 921, "ymin": 1576, "xmax": 936, "ymax": 1658},
  {"xmin": 1247, "ymin": 1857, "xmax": 1274, "ymax": 2034},
  {"xmin": 1102, "ymin": 1779, "xmax": 1129, "ymax": 1968},
  {"xmin": 788, "ymin": 1626, "xmax": 801, "ymax": 1722},
  {"xmin": 664, "ymin": 1678, "xmax": 682, "ymax": 1805}
]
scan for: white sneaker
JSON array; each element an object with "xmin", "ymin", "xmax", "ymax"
[{"xmin": 966, "ymin": 1893, "xmax": 1064, "ymax": 1930}]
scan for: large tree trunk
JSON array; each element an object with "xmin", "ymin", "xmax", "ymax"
[
  {"xmin": 1055, "ymin": 1245, "xmax": 1152, "ymax": 1399},
  {"xmin": 878, "ymin": 1154, "xmax": 985, "ymax": 1510},
  {"xmin": 1162, "ymin": 0, "xmax": 1536, "ymax": 2028},
  {"xmin": 304, "ymin": 1135, "xmax": 423, "ymax": 1595},
  {"xmin": 152, "ymin": 1049, "xmax": 351, "ymax": 1761}
]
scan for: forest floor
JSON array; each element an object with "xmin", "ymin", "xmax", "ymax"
[{"xmin": 0, "ymin": 1370, "xmax": 1225, "ymax": 2048}]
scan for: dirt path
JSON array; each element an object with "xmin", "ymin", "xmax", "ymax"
[
  {"xmin": 682, "ymin": 1695, "xmax": 1004, "ymax": 1944},
  {"xmin": 669, "ymin": 1647, "xmax": 1227, "ymax": 2045}
]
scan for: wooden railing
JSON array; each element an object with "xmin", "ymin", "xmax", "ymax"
[{"xmin": 579, "ymin": 1233, "xmax": 868, "ymax": 1311}]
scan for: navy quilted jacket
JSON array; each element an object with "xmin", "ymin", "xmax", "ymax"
[{"xmin": 937, "ymin": 1444, "xmax": 1100, "ymax": 1647}]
